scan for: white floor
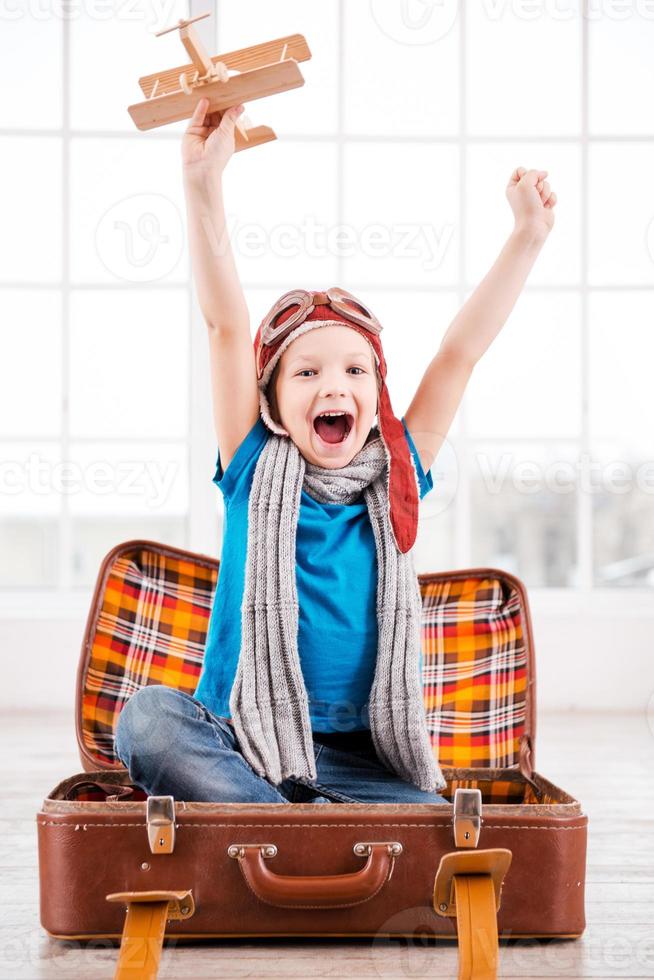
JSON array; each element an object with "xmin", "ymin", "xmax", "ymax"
[{"xmin": 3, "ymin": 710, "xmax": 653, "ymax": 979}]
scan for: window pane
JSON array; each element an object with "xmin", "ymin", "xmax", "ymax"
[
  {"xmin": 589, "ymin": 15, "xmax": 654, "ymax": 135},
  {"xmin": 70, "ymin": 290, "xmax": 189, "ymax": 438},
  {"xmin": 592, "ymin": 445, "xmax": 654, "ymax": 589},
  {"xmin": 342, "ymin": 144, "xmax": 459, "ymax": 286},
  {"xmin": 466, "ymin": 291, "xmax": 582, "ymax": 440},
  {"xmin": 590, "ymin": 291, "xmax": 654, "ymax": 588},
  {"xmin": 414, "ymin": 501, "xmax": 455, "ymax": 575},
  {"xmin": 223, "ymin": 141, "xmax": 338, "ymax": 284},
  {"xmin": 589, "ymin": 144, "xmax": 654, "ymax": 285},
  {"xmin": 67, "ymin": 442, "xmax": 187, "ymax": 516},
  {"xmin": 245, "ymin": 287, "xmax": 292, "ymax": 333},
  {"xmin": 70, "ymin": 0, "xmax": 189, "ymax": 131},
  {"xmin": 470, "ymin": 442, "xmax": 578, "ymax": 587},
  {"xmin": 71, "ymin": 516, "xmax": 187, "ymax": 588},
  {"xmin": 589, "ymin": 291, "xmax": 653, "ymax": 454},
  {"xmin": 0, "ymin": 519, "xmax": 58, "ymax": 588},
  {"xmin": 0, "ymin": 18, "xmax": 61, "ymax": 128},
  {"xmin": 466, "ymin": 142, "xmax": 581, "ymax": 286},
  {"xmin": 69, "ymin": 289, "xmax": 189, "ymax": 439},
  {"xmin": 218, "ymin": 0, "xmax": 337, "ymax": 135},
  {"xmin": 343, "ymin": 2, "xmax": 459, "ymax": 136},
  {"xmin": 467, "ymin": 6, "xmax": 580, "ymax": 135},
  {"xmin": 0, "ymin": 138, "xmax": 62, "ymax": 283},
  {"xmin": 70, "ymin": 137, "xmax": 188, "ymax": 284},
  {"xmin": 0, "ymin": 439, "xmax": 61, "ymax": 586},
  {"xmin": 0, "ymin": 442, "xmax": 62, "ymax": 518},
  {"xmin": 0, "ymin": 290, "xmax": 62, "ymax": 438}
]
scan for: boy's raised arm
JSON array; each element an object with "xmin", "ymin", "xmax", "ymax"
[
  {"xmin": 404, "ymin": 167, "xmax": 557, "ymax": 473},
  {"xmin": 182, "ymin": 98, "xmax": 249, "ymax": 335},
  {"xmin": 181, "ymin": 98, "xmax": 260, "ymax": 461},
  {"xmin": 437, "ymin": 167, "xmax": 556, "ymax": 366}
]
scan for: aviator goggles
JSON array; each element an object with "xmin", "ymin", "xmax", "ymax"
[{"xmin": 257, "ymin": 287, "xmax": 383, "ymax": 376}]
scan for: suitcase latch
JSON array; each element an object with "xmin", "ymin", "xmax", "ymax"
[
  {"xmin": 452, "ymin": 788, "xmax": 482, "ymax": 848},
  {"xmin": 147, "ymin": 795, "xmax": 176, "ymax": 854}
]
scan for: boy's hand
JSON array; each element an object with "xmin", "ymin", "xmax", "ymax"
[
  {"xmin": 506, "ymin": 167, "xmax": 557, "ymax": 239},
  {"xmin": 182, "ymin": 98, "xmax": 245, "ymax": 179}
]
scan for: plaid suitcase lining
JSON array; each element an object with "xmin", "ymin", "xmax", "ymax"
[{"xmin": 79, "ymin": 546, "xmax": 529, "ymax": 801}]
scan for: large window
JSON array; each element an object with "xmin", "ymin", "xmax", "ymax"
[
  {"xmin": 1, "ymin": 0, "xmax": 192, "ymax": 589},
  {"xmin": 2, "ymin": 1, "xmax": 652, "ymax": 593}
]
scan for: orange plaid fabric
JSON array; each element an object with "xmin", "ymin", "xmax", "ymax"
[
  {"xmin": 79, "ymin": 543, "xmax": 217, "ymax": 767},
  {"xmin": 78, "ymin": 543, "xmax": 530, "ymax": 775},
  {"xmin": 420, "ymin": 575, "xmax": 529, "ymax": 769}
]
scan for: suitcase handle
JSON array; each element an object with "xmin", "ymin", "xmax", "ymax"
[{"xmin": 227, "ymin": 841, "xmax": 401, "ymax": 908}]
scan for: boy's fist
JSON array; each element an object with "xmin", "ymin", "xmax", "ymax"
[
  {"xmin": 506, "ymin": 166, "xmax": 557, "ymax": 237},
  {"xmin": 181, "ymin": 98, "xmax": 245, "ymax": 178}
]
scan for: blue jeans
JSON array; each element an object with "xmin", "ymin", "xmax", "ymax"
[{"xmin": 114, "ymin": 685, "xmax": 449, "ymax": 805}]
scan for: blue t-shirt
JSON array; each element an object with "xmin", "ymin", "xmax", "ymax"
[{"xmin": 193, "ymin": 416, "xmax": 433, "ymax": 733}]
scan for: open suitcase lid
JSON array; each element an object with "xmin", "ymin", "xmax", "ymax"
[{"xmin": 75, "ymin": 539, "xmax": 536, "ymax": 779}]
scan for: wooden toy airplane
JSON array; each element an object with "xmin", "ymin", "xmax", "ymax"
[{"xmin": 127, "ymin": 12, "xmax": 311, "ymax": 152}]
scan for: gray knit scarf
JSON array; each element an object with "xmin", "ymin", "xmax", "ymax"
[{"xmin": 228, "ymin": 427, "xmax": 446, "ymax": 794}]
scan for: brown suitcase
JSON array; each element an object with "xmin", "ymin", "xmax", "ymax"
[{"xmin": 37, "ymin": 539, "xmax": 588, "ymax": 979}]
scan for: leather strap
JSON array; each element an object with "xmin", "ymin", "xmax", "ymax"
[
  {"xmin": 433, "ymin": 848, "xmax": 512, "ymax": 980},
  {"xmin": 113, "ymin": 900, "xmax": 168, "ymax": 979},
  {"xmin": 106, "ymin": 889, "xmax": 195, "ymax": 980},
  {"xmin": 452, "ymin": 874, "xmax": 499, "ymax": 980}
]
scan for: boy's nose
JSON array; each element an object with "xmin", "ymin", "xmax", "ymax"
[
  {"xmin": 319, "ymin": 372, "xmax": 350, "ymax": 391},
  {"xmin": 318, "ymin": 380, "xmax": 349, "ymax": 395}
]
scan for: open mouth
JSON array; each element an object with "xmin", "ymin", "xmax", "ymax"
[{"xmin": 312, "ymin": 411, "xmax": 354, "ymax": 446}]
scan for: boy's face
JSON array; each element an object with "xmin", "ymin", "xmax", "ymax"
[{"xmin": 269, "ymin": 325, "xmax": 379, "ymax": 468}]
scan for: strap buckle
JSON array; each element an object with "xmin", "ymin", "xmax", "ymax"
[
  {"xmin": 433, "ymin": 848, "xmax": 513, "ymax": 917},
  {"xmin": 106, "ymin": 888, "xmax": 195, "ymax": 921}
]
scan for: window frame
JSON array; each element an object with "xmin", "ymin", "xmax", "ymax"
[{"xmin": 1, "ymin": 0, "xmax": 652, "ymax": 610}]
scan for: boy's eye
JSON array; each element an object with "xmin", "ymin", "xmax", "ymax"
[{"xmin": 296, "ymin": 367, "xmax": 365, "ymax": 377}]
